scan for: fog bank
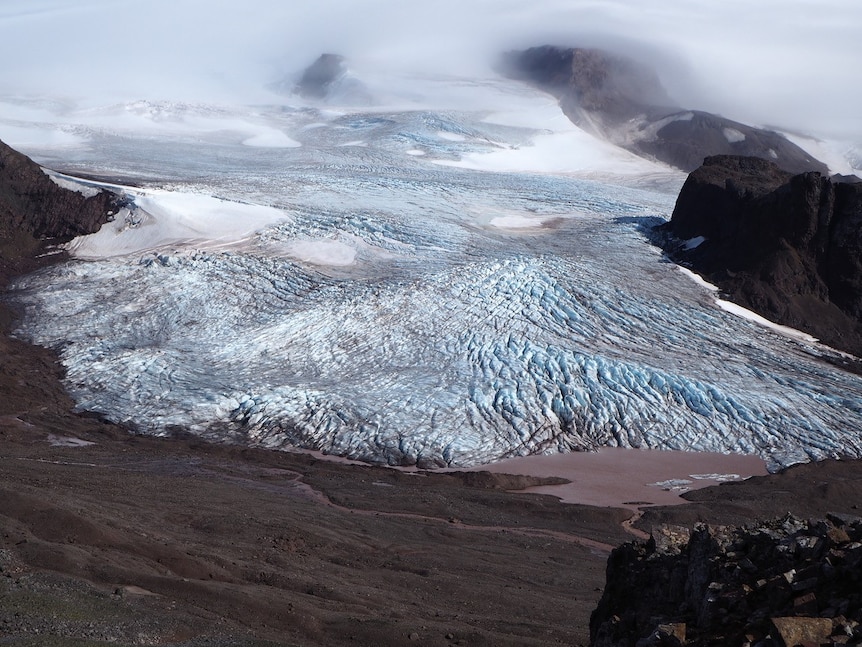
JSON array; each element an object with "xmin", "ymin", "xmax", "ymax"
[{"xmin": 0, "ymin": 1, "xmax": 859, "ymax": 140}]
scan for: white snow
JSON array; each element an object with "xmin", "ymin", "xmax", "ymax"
[
  {"xmin": 47, "ymin": 434, "xmax": 95, "ymax": 447},
  {"xmin": 0, "ymin": 123, "xmax": 87, "ymax": 149},
  {"xmin": 284, "ymin": 239, "xmax": 357, "ymax": 266},
  {"xmin": 242, "ymin": 129, "xmax": 301, "ymax": 148},
  {"xmin": 437, "ymin": 131, "xmax": 466, "ymax": 142},
  {"xmin": 653, "ymin": 479, "xmax": 694, "ymax": 491},
  {"xmin": 782, "ymin": 132, "xmax": 859, "ymax": 176},
  {"xmin": 405, "ymin": 149, "xmax": 425, "ymax": 156},
  {"xmin": 67, "ymin": 189, "xmax": 290, "ymax": 258},
  {"xmin": 723, "ymin": 127, "xmax": 746, "ymax": 143},
  {"xmin": 5, "ymin": 60, "xmax": 862, "ymax": 472},
  {"xmin": 44, "ymin": 171, "xmax": 100, "ymax": 198},
  {"xmin": 489, "ymin": 215, "xmax": 548, "ymax": 229},
  {"xmin": 683, "ymin": 236, "xmax": 706, "ymax": 250},
  {"xmin": 715, "ymin": 299, "xmax": 819, "ymax": 343},
  {"xmin": 677, "ymin": 265, "xmax": 819, "ymax": 343},
  {"xmin": 676, "ymin": 265, "xmax": 720, "ymax": 292},
  {"xmin": 689, "ymin": 473, "xmax": 741, "ymax": 482},
  {"xmin": 436, "ymin": 94, "xmax": 672, "ymax": 177}
]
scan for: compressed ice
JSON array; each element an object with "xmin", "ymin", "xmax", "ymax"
[{"xmin": 7, "ymin": 79, "xmax": 862, "ymax": 472}]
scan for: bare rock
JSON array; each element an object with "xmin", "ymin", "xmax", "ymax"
[
  {"xmin": 500, "ymin": 46, "xmax": 826, "ymax": 175},
  {"xmin": 0, "ymin": 139, "xmax": 118, "ymax": 242},
  {"xmin": 771, "ymin": 616, "xmax": 832, "ymax": 647},
  {"xmin": 657, "ymin": 155, "xmax": 862, "ymax": 359},
  {"xmin": 590, "ymin": 515, "xmax": 862, "ymax": 646}
]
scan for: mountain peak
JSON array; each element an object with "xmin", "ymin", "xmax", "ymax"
[{"xmin": 501, "ymin": 45, "xmax": 828, "ymax": 175}]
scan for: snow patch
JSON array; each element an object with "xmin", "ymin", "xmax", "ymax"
[
  {"xmin": 690, "ymin": 473, "xmax": 741, "ymax": 482},
  {"xmin": 653, "ymin": 478, "xmax": 693, "ymax": 491},
  {"xmin": 782, "ymin": 132, "xmax": 858, "ymax": 176},
  {"xmin": 489, "ymin": 215, "xmax": 548, "ymax": 230},
  {"xmin": 47, "ymin": 434, "xmax": 95, "ymax": 447},
  {"xmin": 0, "ymin": 123, "xmax": 87, "ymax": 149},
  {"xmin": 723, "ymin": 127, "xmax": 746, "ymax": 143},
  {"xmin": 676, "ymin": 265, "xmax": 720, "ymax": 292},
  {"xmin": 716, "ymin": 299, "xmax": 818, "ymax": 343},
  {"xmin": 242, "ymin": 129, "xmax": 301, "ymax": 148},
  {"xmin": 67, "ymin": 189, "xmax": 290, "ymax": 258},
  {"xmin": 683, "ymin": 236, "xmax": 706, "ymax": 250},
  {"xmin": 284, "ymin": 239, "xmax": 357, "ymax": 266},
  {"xmin": 677, "ymin": 264, "xmax": 819, "ymax": 343},
  {"xmin": 44, "ymin": 171, "xmax": 101, "ymax": 198}
]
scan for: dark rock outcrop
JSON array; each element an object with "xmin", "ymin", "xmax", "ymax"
[
  {"xmin": 590, "ymin": 515, "xmax": 862, "ymax": 646},
  {"xmin": 294, "ymin": 53, "xmax": 348, "ymax": 99},
  {"xmin": 658, "ymin": 155, "xmax": 862, "ymax": 358},
  {"xmin": 286, "ymin": 53, "xmax": 371, "ymax": 104},
  {"xmin": 501, "ymin": 46, "xmax": 827, "ymax": 175},
  {"xmin": 0, "ymin": 139, "xmax": 117, "ymax": 242},
  {"xmin": 0, "ymin": 139, "xmax": 120, "ymax": 289}
]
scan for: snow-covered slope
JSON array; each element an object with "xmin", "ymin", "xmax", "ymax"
[{"xmin": 6, "ymin": 74, "xmax": 862, "ymax": 471}]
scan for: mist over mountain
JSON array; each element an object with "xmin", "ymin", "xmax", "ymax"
[
  {"xmin": 1, "ymin": 1, "xmax": 860, "ymax": 145},
  {"xmin": 501, "ymin": 46, "xmax": 830, "ymax": 174}
]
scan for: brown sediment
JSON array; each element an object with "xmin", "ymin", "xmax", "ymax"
[{"xmin": 461, "ymin": 447, "xmax": 768, "ymax": 509}]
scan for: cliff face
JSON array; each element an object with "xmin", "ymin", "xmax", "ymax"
[
  {"xmin": 274, "ymin": 53, "xmax": 371, "ymax": 105},
  {"xmin": 661, "ymin": 155, "xmax": 862, "ymax": 358},
  {"xmin": 0, "ymin": 139, "xmax": 119, "ymax": 285},
  {"xmin": 501, "ymin": 46, "xmax": 827, "ymax": 175},
  {"xmin": 0, "ymin": 139, "xmax": 117, "ymax": 241},
  {"xmin": 294, "ymin": 53, "xmax": 347, "ymax": 99},
  {"xmin": 590, "ymin": 515, "xmax": 862, "ymax": 647}
]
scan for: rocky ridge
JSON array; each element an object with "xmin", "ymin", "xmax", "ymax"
[
  {"xmin": 0, "ymin": 138, "xmax": 120, "ymax": 288},
  {"xmin": 658, "ymin": 154, "xmax": 862, "ymax": 359},
  {"xmin": 276, "ymin": 53, "xmax": 371, "ymax": 104},
  {"xmin": 0, "ymin": 139, "xmax": 118, "ymax": 242},
  {"xmin": 590, "ymin": 514, "xmax": 862, "ymax": 646},
  {"xmin": 500, "ymin": 46, "xmax": 827, "ymax": 175}
]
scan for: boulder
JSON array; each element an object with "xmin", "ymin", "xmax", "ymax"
[
  {"xmin": 590, "ymin": 515, "xmax": 862, "ymax": 646},
  {"xmin": 771, "ymin": 617, "xmax": 832, "ymax": 647}
]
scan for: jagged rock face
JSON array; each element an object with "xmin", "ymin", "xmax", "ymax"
[
  {"xmin": 501, "ymin": 45, "xmax": 676, "ymax": 123},
  {"xmin": 660, "ymin": 155, "xmax": 862, "ymax": 358},
  {"xmin": 590, "ymin": 514, "xmax": 862, "ymax": 646},
  {"xmin": 501, "ymin": 46, "xmax": 827, "ymax": 175},
  {"xmin": 286, "ymin": 53, "xmax": 372, "ymax": 105},
  {"xmin": 0, "ymin": 139, "xmax": 117, "ymax": 241},
  {"xmin": 294, "ymin": 53, "xmax": 347, "ymax": 99}
]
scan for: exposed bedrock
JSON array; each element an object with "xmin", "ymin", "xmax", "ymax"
[
  {"xmin": 277, "ymin": 53, "xmax": 371, "ymax": 104},
  {"xmin": 294, "ymin": 53, "xmax": 348, "ymax": 99},
  {"xmin": 658, "ymin": 154, "xmax": 862, "ymax": 358},
  {"xmin": 500, "ymin": 46, "xmax": 827, "ymax": 174},
  {"xmin": 0, "ymin": 139, "xmax": 118, "ymax": 244}
]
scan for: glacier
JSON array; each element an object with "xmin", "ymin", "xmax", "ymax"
[{"xmin": 6, "ymin": 78, "xmax": 862, "ymax": 472}]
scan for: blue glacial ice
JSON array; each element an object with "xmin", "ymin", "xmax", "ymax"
[{"xmin": 8, "ymin": 93, "xmax": 862, "ymax": 471}]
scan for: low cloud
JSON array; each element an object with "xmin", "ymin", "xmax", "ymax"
[{"xmin": 0, "ymin": 0, "xmax": 858, "ymax": 140}]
